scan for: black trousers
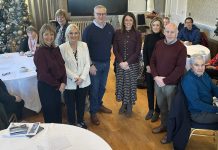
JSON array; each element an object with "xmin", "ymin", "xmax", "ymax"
[
  {"xmin": 38, "ymin": 81, "xmax": 62, "ymax": 123},
  {"xmin": 145, "ymin": 72, "xmax": 160, "ymax": 113},
  {"xmin": 64, "ymin": 86, "xmax": 89, "ymax": 125}
]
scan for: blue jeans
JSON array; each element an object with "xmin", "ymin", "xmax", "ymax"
[{"xmin": 89, "ymin": 61, "xmax": 110, "ymax": 114}]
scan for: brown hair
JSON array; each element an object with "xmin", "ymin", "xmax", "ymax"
[
  {"xmin": 150, "ymin": 17, "xmax": 164, "ymax": 33},
  {"xmin": 121, "ymin": 12, "xmax": 137, "ymax": 32},
  {"xmin": 55, "ymin": 9, "xmax": 70, "ymax": 21},
  {"xmin": 39, "ymin": 24, "xmax": 56, "ymax": 47}
]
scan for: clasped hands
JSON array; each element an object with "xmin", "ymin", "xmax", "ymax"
[
  {"xmin": 154, "ymin": 76, "xmax": 166, "ymax": 87},
  {"xmin": 119, "ymin": 62, "xmax": 130, "ymax": 70}
]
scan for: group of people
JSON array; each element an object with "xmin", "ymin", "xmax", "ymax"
[{"xmin": 2, "ymin": 4, "xmax": 218, "ymax": 147}]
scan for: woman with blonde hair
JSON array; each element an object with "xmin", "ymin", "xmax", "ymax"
[
  {"xmin": 59, "ymin": 24, "xmax": 90, "ymax": 128},
  {"xmin": 143, "ymin": 17, "xmax": 165, "ymax": 122},
  {"xmin": 34, "ymin": 24, "xmax": 66, "ymax": 123}
]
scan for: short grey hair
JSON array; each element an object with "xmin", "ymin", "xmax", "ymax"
[
  {"xmin": 190, "ymin": 54, "xmax": 205, "ymax": 65},
  {"xmin": 94, "ymin": 5, "xmax": 107, "ymax": 13},
  {"xmin": 65, "ymin": 24, "xmax": 80, "ymax": 42}
]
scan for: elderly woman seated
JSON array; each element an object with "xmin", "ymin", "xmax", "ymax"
[{"xmin": 181, "ymin": 54, "xmax": 218, "ymax": 124}]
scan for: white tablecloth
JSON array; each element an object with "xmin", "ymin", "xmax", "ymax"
[
  {"xmin": 0, "ymin": 123, "xmax": 112, "ymax": 150},
  {"xmin": 186, "ymin": 44, "xmax": 211, "ymax": 70},
  {"xmin": 0, "ymin": 53, "xmax": 41, "ymax": 112}
]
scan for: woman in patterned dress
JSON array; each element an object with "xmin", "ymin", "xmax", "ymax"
[{"xmin": 113, "ymin": 12, "xmax": 142, "ymax": 117}]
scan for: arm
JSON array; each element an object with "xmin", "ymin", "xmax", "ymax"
[
  {"xmin": 163, "ymin": 47, "xmax": 187, "ymax": 84},
  {"xmin": 113, "ymin": 31, "xmax": 123, "ymax": 63},
  {"xmin": 34, "ymin": 49, "xmax": 60, "ymax": 88},
  {"xmin": 80, "ymin": 43, "xmax": 91, "ymax": 80},
  {"xmin": 182, "ymin": 77, "xmax": 218, "ymax": 113},
  {"xmin": 192, "ymin": 29, "xmax": 201, "ymax": 45},
  {"xmin": 126, "ymin": 32, "xmax": 142, "ymax": 64},
  {"xmin": 143, "ymin": 35, "xmax": 149, "ymax": 67},
  {"xmin": 150, "ymin": 45, "xmax": 158, "ymax": 77}
]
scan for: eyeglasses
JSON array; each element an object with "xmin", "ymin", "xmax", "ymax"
[{"xmin": 95, "ymin": 13, "xmax": 106, "ymax": 16}]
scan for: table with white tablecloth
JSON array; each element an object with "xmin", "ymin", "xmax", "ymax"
[
  {"xmin": 0, "ymin": 123, "xmax": 112, "ymax": 150},
  {"xmin": 0, "ymin": 52, "xmax": 41, "ymax": 112},
  {"xmin": 185, "ymin": 44, "xmax": 211, "ymax": 70}
]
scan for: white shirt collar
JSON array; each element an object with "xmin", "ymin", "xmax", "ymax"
[{"xmin": 93, "ymin": 20, "xmax": 106, "ymax": 29}]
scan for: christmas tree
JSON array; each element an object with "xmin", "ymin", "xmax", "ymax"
[{"xmin": 0, "ymin": 0, "xmax": 31, "ymax": 53}]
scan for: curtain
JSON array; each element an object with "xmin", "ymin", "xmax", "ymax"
[{"xmin": 27, "ymin": 0, "xmax": 59, "ymax": 30}]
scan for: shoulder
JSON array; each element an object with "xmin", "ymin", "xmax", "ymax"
[{"xmin": 78, "ymin": 41, "xmax": 88, "ymax": 47}]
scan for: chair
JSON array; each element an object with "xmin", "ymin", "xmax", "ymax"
[{"xmin": 190, "ymin": 121, "xmax": 218, "ymax": 150}]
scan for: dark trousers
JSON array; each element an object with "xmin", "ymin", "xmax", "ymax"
[
  {"xmin": 64, "ymin": 86, "xmax": 88, "ymax": 125},
  {"xmin": 89, "ymin": 61, "xmax": 110, "ymax": 114},
  {"xmin": 6, "ymin": 100, "xmax": 24, "ymax": 120},
  {"xmin": 145, "ymin": 72, "xmax": 160, "ymax": 113},
  {"xmin": 191, "ymin": 112, "xmax": 218, "ymax": 123},
  {"xmin": 38, "ymin": 81, "xmax": 62, "ymax": 123}
]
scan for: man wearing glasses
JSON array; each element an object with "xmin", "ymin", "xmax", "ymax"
[{"xmin": 82, "ymin": 5, "xmax": 114, "ymax": 125}]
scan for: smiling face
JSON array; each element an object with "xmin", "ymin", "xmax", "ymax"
[
  {"xmin": 43, "ymin": 30, "xmax": 55, "ymax": 46},
  {"xmin": 67, "ymin": 26, "xmax": 80, "ymax": 43},
  {"xmin": 124, "ymin": 15, "xmax": 134, "ymax": 31},
  {"xmin": 151, "ymin": 20, "xmax": 161, "ymax": 33},
  {"xmin": 56, "ymin": 15, "xmax": 67, "ymax": 27},
  {"xmin": 94, "ymin": 7, "xmax": 107, "ymax": 25}
]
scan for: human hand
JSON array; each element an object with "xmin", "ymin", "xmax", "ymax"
[
  {"xmin": 206, "ymin": 65, "xmax": 216, "ymax": 70},
  {"xmin": 146, "ymin": 66, "xmax": 151, "ymax": 73},
  {"xmin": 15, "ymin": 96, "xmax": 22, "ymax": 102},
  {"xmin": 90, "ymin": 65, "xmax": 97, "ymax": 75},
  {"xmin": 75, "ymin": 77, "xmax": 84, "ymax": 85},
  {"xmin": 154, "ymin": 76, "xmax": 166, "ymax": 87},
  {"xmin": 59, "ymin": 83, "xmax": 65, "ymax": 93}
]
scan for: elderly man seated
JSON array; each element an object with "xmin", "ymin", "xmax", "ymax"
[
  {"xmin": 178, "ymin": 17, "xmax": 201, "ymax": 46},
  {"xmin": 181, "ymin": 54, "xmax": 218, "ymax": 123},
  {"xmin": 0, "ymin": 79, "xmax": 24, "ymax": 121}
]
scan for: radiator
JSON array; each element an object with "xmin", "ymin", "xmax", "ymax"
[{"xmin": 71, "ymin": 21, "xmax": 93, "ymax": 35}]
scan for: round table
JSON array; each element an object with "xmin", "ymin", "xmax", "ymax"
[
  {"xmin": 0, "ymin": 123, "xmax": 112, "ymax": 150},
  {"xmin": 0, "ymin": 52, "xmax": 41, "ymax": 112},
  {"xmin": 185, "ymin": 44, "xmax": 211, "ymax": 70}
]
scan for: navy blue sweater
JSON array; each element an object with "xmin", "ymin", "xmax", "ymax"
[
  {"xmin": 181, "ymin": 70, "xmax": 218, "ymax": 113},
  {"xmin": 82, "ymin": 23, "xmax": 114, "ymax": 62}
]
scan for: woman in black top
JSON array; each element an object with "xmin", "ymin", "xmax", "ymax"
[{"xmin": 143, "ymin": 17, "xmax": 165, "ymax": 122}]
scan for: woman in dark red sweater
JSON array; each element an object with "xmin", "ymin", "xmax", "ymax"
[{"xmin": 34, "ymin": 24, "xmax": 66, "ymax": 123}]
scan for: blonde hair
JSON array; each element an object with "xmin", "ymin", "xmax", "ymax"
[
  {"xmin": 39, "ymin": 24, "xmax": 56, "ymax": 47},
  {"xmin": 65, "ymin": 24, "xmax": 80, "ymax": 42},
  {"xmin": 55, "ymin": 9, "xmax": 70, "ymax": 21}
]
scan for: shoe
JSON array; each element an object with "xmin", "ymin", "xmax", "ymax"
[
  {"xmin": 152, "ymin": 125, "xmax": 166, "ymax": 134},
  {"xmin": 125, "ymin": 103, "xmax": 132, "ymax": 117},
  {"xmin": 145, "ymin": 110, "xmax": 154, "ymax": 120},
  {"xmin": 119, "ymin": 103, "xmax": 127, "ymax": 114},
  {"xmin": 99, "ymin": 105, "xmax": 112, "ymax": 113},
  {"xmin": 151, "ymin": 112, "xmax": 160, "ymax": 122},
  {"xmin": 90, "ymin": 114, "xmax": 100, "ymax": 125},
  {"xmin": 160, "ymin": 135, "xmax": 169, "ymax": 144},
  {"xmin": 77, "ymin": 121, "xmax": 88, "ymax": 129}
]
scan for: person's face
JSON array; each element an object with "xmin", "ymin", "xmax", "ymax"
[
  {"xmin": 124, "ymin": 15, "xmax": 134, "ymax": 30},
  {"xmin": 43, "ymin": 30, "xmax": 55, "ymax": 46},
  {"xmin": 56, "ymin": 15, "xmax": 67, "ymax": 26},
  {"xmin": 164, "ymin": 24, "xmax": 178, "ymax": 43},
  {"xmin": 185, "ymin": 19, "xmax": 193, "ymax": 30},
  {"xmin": 163, "ymin": 19, "xmax": 170, "ymax": 27},
  {"xmin": 27, "ymin": 31, "xmax": 37, "ymax": 39},
  {"xmin": 151, "ymin": 21, "xmax": 161, "ymax": 33},
  {"xmin": 94, "ymin": 8, "xmax": 107, "ymax": 24},
  {"xmin": 191, "ymin": 58, "xmax": 205, "ymax": 76},
  {"xmin": 68, "ymin": 27, "xmax": 80, "ymax": 43}
]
